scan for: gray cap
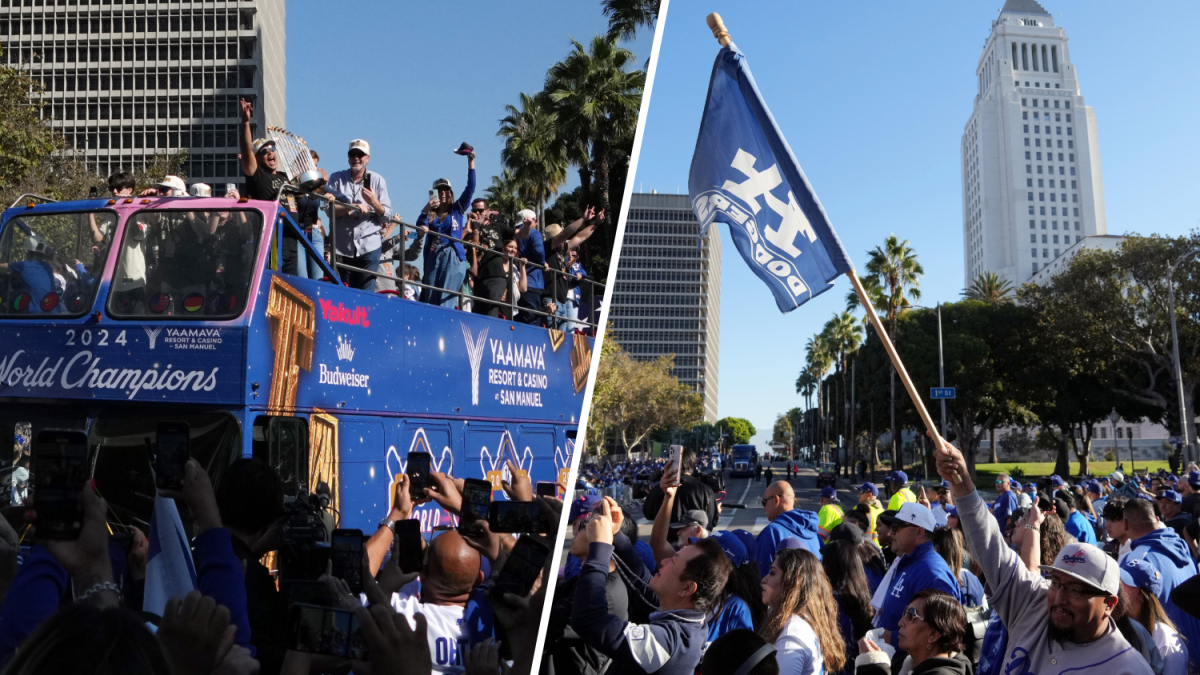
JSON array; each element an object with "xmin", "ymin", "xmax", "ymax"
[{"xmin": 670, "ymin": 509, "xmax": 709, "ymax": 530}]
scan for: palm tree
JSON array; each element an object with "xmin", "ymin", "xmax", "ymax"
[
  {"xmin": 824, "ymin": 311, "xmax": 864, "ymax": 471},
  {"xmin": 962, "ymin": 271, "xmax": 1015, "ymax": 304},
  {"xmin": 602, "ymin": 0, "xmax": 660, "ymax": 41},
  {"xmin": 805, "ymin": 335, "xmax": 834, "ymax": 462},
  {"xmin": 795, "ymin": 367, "xmax": 818, "ymax": 457},
  {"xmin": 546, "ymin": 35, "xmax": 644, "ymax": 220},
  {"xmin": 497, "ymin": 92, "xmax": 568, "ymax": 223},
  {"xmin": 859, "ymin": 235, "xmax": 924, "ymax": 470},
  {"xmin": 484, "ymin": 170, "xmax": 523, "ymax": 221}
]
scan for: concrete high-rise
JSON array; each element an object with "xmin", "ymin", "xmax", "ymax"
[
  {"xmin": 0, "ymin": 0, "xmax": 286, "ymax": 193},
  {"xmin": 610, "ymin": 193, "xmax": 722, "ymax": 421},
  {"xmin": 961, "ymin": 0, "xmax": 1106, "ymax": 288}
]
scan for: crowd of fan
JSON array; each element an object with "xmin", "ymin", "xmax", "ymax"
[
  {"xmin": 0, "ymin": 458, "xmax": 561, "ymax": 675},
  {"xmin": 550, "ymin": 444, "xmax": 1200, "ymax": 675}
]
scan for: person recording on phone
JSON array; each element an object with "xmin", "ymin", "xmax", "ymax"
[
  {"xmin": 325, "ymin": 138, "xmax": 395, "ymax": 292},
  {"xmin": 642, "ymin": 447, "xmax": 718, "ymax": 544},
  {"xmin": 573, "ymin": 498, "xmax": 731, "ymax": 675},
  {"xmin": 417, "ymin": 146, "xmax": 477, "ymax": 308}
]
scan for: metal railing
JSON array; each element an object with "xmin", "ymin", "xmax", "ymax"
[{"xmin": 281, "ymin": 185, "xmax": 606, "ymax": 330}]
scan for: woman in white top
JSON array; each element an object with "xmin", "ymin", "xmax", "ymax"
[
  {"xmin": 761, "ymin": 548, "xmax": 845, "ymax": 675},
  {"xmin": 1121, "ymin": 551, "xmax": 1189, "ymax": 675}
]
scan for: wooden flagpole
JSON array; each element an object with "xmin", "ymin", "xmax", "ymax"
[{"xmin": 703, "ymin": 12, "xmax": 959, "ymax": 482}]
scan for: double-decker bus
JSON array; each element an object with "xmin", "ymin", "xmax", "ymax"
[
  {"xmin": 0, "ymin": 194, "xmax": 595, "ymax": 535},
  {"xmin": 729, "ymin": 444, "xmax": 758, "ymax": 478}
]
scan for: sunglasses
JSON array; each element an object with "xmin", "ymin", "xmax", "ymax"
[
  {"xmin": 761, "ymin": 496, "xmax": 778, "ymax": 507},
  {"xmin": 348, "ymin": 151, "xmax": 367, "ymax": 159},
  {"xmin": 902, "ymin": 606, "xmax": 925, "ymax": 623}
]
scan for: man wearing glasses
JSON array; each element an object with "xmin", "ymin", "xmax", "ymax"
[
  {"xmin": 874, "ymin": 503, "xmax": 961, "ymax": 652},
  {"xmin": 753, "ymin": 480, "xmax": 821, "ymax": 577},
  {"xmin": 933, "ymin": 440, "xmax": 1154, "ymax": 674},
  {"xmin": 992, "ymin": 472, "xmax": 1020, "ymax": 530},
  {"xmin": 326, "ymin": 139, "xmax": 394, "ymax": 292}
]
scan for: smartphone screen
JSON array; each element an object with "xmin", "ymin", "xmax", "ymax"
[
  {"xmin": 458, "ymin": 478, "xmax": 491, "ymax": 534},
  {"xmin": 330, "ymin": 529, "xmax": 364, "ymax": 595},
  {"xmin": 492, "ymin": 536, "xmax": 549, "ymax": 598},
  {"xmin": 406, "ymin": 452, "xmax": 431, "ymax": 501},
  {"xmin": 155, "ymin": 422, "xmax": 190, "ymax": 491},
  {"xmin": 288, "ymin": 603, "xmax": 368, "ymax": 660},
  {"xmin": 32, "ymin": 430, "xmax": 89, "ymax": 540},
  {"xmin": 284, "ymin": 580, "xmax": 334, "ymax": 608},
  {"xmin": 535, "ymin": 481, "xmax": 557, "ymax": 498},
  {"xmin": 668, "ymin": 445, "xmax": 683, "ymax": 485},
  {"xmin": 489, "ymin": 500, "xmax": 548, "ymax": 534},
  {"xmin": 393, "ymin": 519, "xmax": 423, "ymax": 575}
]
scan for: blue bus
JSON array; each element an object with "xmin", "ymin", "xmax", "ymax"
[
  {"xmin": 0, "ymin": 194, "xmax": 595, "ymax": 535},
  {"xmin": 729, "ymin": 444, "xmax": 758, "ymax": 478}
]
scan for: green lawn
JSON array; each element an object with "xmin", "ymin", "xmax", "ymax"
[{"xmin": 972, "ymin": 460, "xmax": 1171, "ymax": 483}]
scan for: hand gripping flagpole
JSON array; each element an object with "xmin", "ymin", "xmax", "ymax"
[{"xmin": 702, "ymin": 12, "xmax": 961, "ymax": 483}]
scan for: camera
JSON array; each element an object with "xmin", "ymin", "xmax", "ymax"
[{"xmin": 277, "ymin": 488, "xmax": 334, "ymax": 582}]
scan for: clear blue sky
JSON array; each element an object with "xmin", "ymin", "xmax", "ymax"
[
  {"xmin": 632, "ymin": 0, "xmax": 1200, "ymax": 453},
  {"xmin": 285, "ymin": 0, "xmax": 654, "ymax": 220}
]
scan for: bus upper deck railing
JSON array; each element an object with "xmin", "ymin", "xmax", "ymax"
[{"xmin": 276, "ymin": 185, "xmax": 606, "ymax": 331}]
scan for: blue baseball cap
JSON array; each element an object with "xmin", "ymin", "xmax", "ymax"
[
  {"xmin": 1051, "ymin": 475, "xmax": 1065, "ymax": 487},
  {"xmin": 857, "ymin": 482, "xmax": 879, "ymax": 497},
  {"xmin": 1010, "ymin": 480, "xmax": 1022, "ymax": 491},
  {"xmin": 776, "ymin": 537, "xmax": 807, "ymax": 553},
  {"xmin": 1189, "ymin": 471, "xmax": 1200, "ymax": 487},
  {"xmin": 709, "ymin": 530, "xmax": 749, "ymax": 567},
  {"xmin": 569, "ymin": 494, "xmax": 602, "ymax": 522},
  {"xmin": 1159, "ymin": 490, "xmax": 1182, "ymax": 504},
  {"xmin": 1120, "ymin": 549, "xmax": 1164, "ymax": 597},
  {"xmin": 1023, "ymin": 483, "xmax": 1036, "ymax": 493},
  {"xmin": 944, "ymin": 505, "xmax": 959, "ymax": 518},
  {"xmin": 730, "ymin": 528, "xmax": 758, "ymax": 561},
  {"xmin": 936, "ymin": 480, "xmax": 952, "ymax": 490},
  {"xmin": 1086, "ymin": 480, "xmax": 1102, "ymax": 495},
  {"xmin": 820, "ymin": 486, "xmax": 837, "ymax": 499},
  {"xmin": 889, "ymin": 471, "xmax": 908, "ymax": 484}
]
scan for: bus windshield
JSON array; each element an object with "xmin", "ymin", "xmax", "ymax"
[
  {"xmin": 0, "ymin": 211, "xmax": 118, "ymax": 316},
  {"xmin": 108, "ymin": 208, "xmax": 262, "ymax": 318}
]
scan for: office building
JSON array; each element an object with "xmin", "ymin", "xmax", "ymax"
[
  {"xmin": 0, "ymin": 0, "xmax": 286, "ymax": 192},
  {"xmin": 610, "ymin": 192, "xmax": 722, "ymax": 421},
  {"xmin": 961, "ymin": 0, "xmax": 1106, "ymax": 289}
]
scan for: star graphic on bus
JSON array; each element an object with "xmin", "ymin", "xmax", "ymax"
[{"xmin": 479, "ymin": 430, "xmax": 532, "ymax": 493}]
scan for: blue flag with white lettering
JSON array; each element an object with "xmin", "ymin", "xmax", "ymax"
[{"xmin": 689, "ymin": 44, "xmax": 853, "ymax": 313}]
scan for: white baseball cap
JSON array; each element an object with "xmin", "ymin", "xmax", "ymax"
[
  {"xmin": 1039, "ymin": 542, "xmax": 1120, "ymax": 596},
  {"xmin": 516, "ymin": 209, "xmax": 537, "ymax": 222},
  {"xmin": 348, "ymin": 139, "xmax": 370, "ymax": 155},
  {"xmin": 155, "ymin": 175, "xmax": 187, "ymax": 195},
  {"xmin": 880, "ymin": 502, "xmax": 937, "ymax": 532},
  {"xmin": 189, "ymin": 183, "xmax": 211, "ymax": 197}
]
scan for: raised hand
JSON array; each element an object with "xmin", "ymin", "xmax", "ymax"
[
  {"xmin": 586, "ymin": 498, "xmax": 614, "ymax": 546},
  {"xmin": 424, "ymin": 472, "xmax": 464, "ymax": 515},
  {"xmin": 239, "ymin": 98, "xmax": 252, "ymax": 123},
  {"xmin": 158, "ymin": 591, "xmax": 237, "ymax": 675},
  {"xmin": 355, "ymin": 604, "xmax": 432, "ymax": 675},
  {"xmin": 503, "ymin": 460, "xmax": 533, "ymax": 502}
]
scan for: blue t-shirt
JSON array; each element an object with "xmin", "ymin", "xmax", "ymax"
[
  {"xmin": 1065, "ymin": 510, "xmax": 1098, "ymax": 545},
  {"xmin": 9, "ymin": 260, "xmax": 56, "ymax": 313},
  {"xmin": 705, "ymin": 595, "xmax": 754, "ymax": 645},
  {"xmin": 519, "ymin": 229, "xmax": 546, "ymax": 290},
  {"xmin": 992, "ymin": 490, "xmax": 1019, "ymax": 530}
]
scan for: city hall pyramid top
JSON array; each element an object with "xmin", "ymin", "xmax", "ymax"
[{"xmin": 1000, "ymin": 0, "xmax": 1051, "ymax": 17}]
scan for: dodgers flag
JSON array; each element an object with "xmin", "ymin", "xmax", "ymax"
[
  {"xmin": 142, "ymin": 493, "xmax": 198, "ymax": 617},
  {"xmin": 689, "ymin": 43, "xmax": 853, "ymax": 313}
]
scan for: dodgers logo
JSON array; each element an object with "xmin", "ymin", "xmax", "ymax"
[
  {"xmin": 1004, "ymin": 647, "xmax": 1034, "ymax": 675},
  {"xmin": 1060, "ymin": 552, "xmax": 1087, "ymax": 565}
]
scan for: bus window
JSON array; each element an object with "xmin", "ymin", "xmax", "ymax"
[
  {"xmin": 254, "ymin": 416, "xmax": 308, "ymax": 498},
  {"xmin": 0, "ymin": 211, "xmax": 118, "ymax": 316},
  {"xmin": 107, "ymin": 209, "xmax": 262, "ymax": 318}
]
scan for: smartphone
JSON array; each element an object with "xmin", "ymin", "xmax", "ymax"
[
  {"xmin": 330, "ymin": 529, "xmax": 364, "ymax": 595},
  {"xmin": 225, "ymin": 183, "xmax": 236, "ymax": 195},
  {"xmin": 284, "ymin": 580, "xmax": 334, "ymax": 608},
  {"xmin": 393, "ymin": 519, "xmax": 424, "ymax": 575},
  {"xmin": 668, "ymin": 444, "xmax": 683, "ymax": 485},
  {"xmin": 288, "ymin": 603, "xmax": 368, "ymax": 660},
  {"xmin": 535, "ymin": 481, "xmax": 557, "ymax": 498},
  {"xmin": 492, "ymin": 536, "xmax": 549, "ymax": 598},
  {"xmin": 406, "ymin": 452, "xmax": 431, "ymax": 501},
  {"xmin": 31, "ymin": 430, "xmax": 89, "ymax": 540},
  {"xmin": 155, "ymin": 422, "xmax": 190, "ymax": 491},
  {"xmin": 489, "ymin": 500, "xmax": 549, "ymax": 534},
  {"xmin": 458, "ymin": 478, "xmax": 492, "ymax": 534}
]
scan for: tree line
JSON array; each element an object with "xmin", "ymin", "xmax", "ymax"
[{"xmin": 792, "ymin": 232, "xmax": 1200, "ymax": 480}]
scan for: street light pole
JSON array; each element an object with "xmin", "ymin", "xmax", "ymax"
[
  {"xmin": 937, "ymin": 303, "xmax": 948, "ymax": 440},
  {"xmin": 1167, "ymin": 250, "xmax": 1198, "ymax": 464}
]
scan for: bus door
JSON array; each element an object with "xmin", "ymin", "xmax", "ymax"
[
  {"xmin": 466, "ymin": 423, "xmax": 511, "ymax": 498},
  {"xmin": 390, "ymin": 420, "xmax": 454, "ymax": 533}
]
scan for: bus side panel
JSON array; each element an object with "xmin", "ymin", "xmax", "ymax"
[
  {"xmin": 334, "ymin": 419, "xmax": 387, "ymax": 532},
  {"xmin": 517, "ymin": 425, "xmax": 557, "ymax": 499}
]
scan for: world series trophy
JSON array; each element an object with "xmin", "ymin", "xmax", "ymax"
[{"xmin": 267, "ymin": 126, "xmax": 326, "ymax": 192}]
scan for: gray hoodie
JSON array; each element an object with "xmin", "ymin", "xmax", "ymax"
[{"xmin": 957, "ymin": 489, "xmax": 1153, "ymax": 675}]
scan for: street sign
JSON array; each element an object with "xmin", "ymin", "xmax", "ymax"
[
  {"xmin": 1169, "ymin": 436, "xmax": 1182, "ymax": 445},
  {"xmin": 930, "ymin": 387, "xmax": 957, "ymax": 399}
]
